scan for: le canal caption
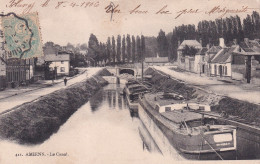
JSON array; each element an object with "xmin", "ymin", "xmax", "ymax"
[{"xmin": 15, "ymin": 152, "xmax": 68, "ymax": 157}]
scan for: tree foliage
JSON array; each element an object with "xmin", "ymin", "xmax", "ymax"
[
  {"xmin": 182, "ymin": 45, "xmax": 198, "ymax": 57},
  {"xmin": 122, "ymin": 35, "xmax": 126, "ymax": 63},
  {"xmin": 106, "ymin": 37, "xmax": 111, "ymax": 64},
  {"xmin": 116, "ymin": 35, "xmax": 121, "ymax": 63},
  {"xmin": 136, "ymin": 36, "xmax": 141, "ymax": 62},
  {"xmin": 112, "ymin": 36, "xmax": 116, "ymax": 64},
  {"xmin": 88, "ymin": 34, "xmax": 100, "ymax": 66},
  {"xmin": 141, "ymin": 35, "xmax": 146, "ymax": 60},
  {"xmin": 157, "ymin": 29, "xmax": 168, "ymax": 57},
  {"xmin": 126, "ymin": 34, "xmax": 131, "ymax": 63},
  {"xmin": 131, "ymin": 36, "xmax": 136, "ymax": 62}
]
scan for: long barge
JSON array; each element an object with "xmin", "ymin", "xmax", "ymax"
[
  {"xmin": 123, "ymin": 80, "xmax": 149, "ymax": 115},
  {"xmin": 138, "ymin": 92, "xmax": 237, "ymax": 160}
]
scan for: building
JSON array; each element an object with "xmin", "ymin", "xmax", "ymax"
[
  {"xmin": 1, "ymin": 30, "xmax": 34, "ymax": 87},
  {"xmin": 205, "ymin": 46, "xmax": 222, "ymax": 63},
  {"xmin": 0, "ymin": 30, "xmax": 6, "ymax": 89},
  {"xmin": 232, "ymin": 38, "xmax": 260, "ymax": 83},
  {"xmin": 43, "ymin": 42, "xmax": 71, "ymax": 78},
  {"xmin": 194, "ymin": 47, "xmax": 208, "ymax": 74},
  {"xmin": 177, "ymin": 40, "xmax": 202, "ymax": 71},
  {"xmin": 205, "ymin": 45, "xmax": 222, "ymax": 76},
  {"xmin": 0, "ymin": 29, "xmax": 35, "ymax": 87},
  {"xmin": 209, "ymin": 45, "xmax": 240, "ymax": 77},
  {"xmin": 0, "ymin": 57, "xmax": 6, "ymax": 89},
  {"xmin": 45, "ymin": 53, "xmax": 70, "ymax": 76},
  {"xmin": 6, "ymin": 58, "xmax": 34, "ymax": 84},
  {"xmin": 144, "ymin": 55, "xmax": 169, "ymax": 66},
  {"xmin": 206, "ymin": 38, "xmax": 260, "ymax": 84},
  {"xmin": 0, "ymin": 58, "xmax": 5, "ymax": 76}
]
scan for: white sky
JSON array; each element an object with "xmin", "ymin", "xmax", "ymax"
[{"xmin": 1, "ymin": 0, "xmax": 259, "ymax": 46}]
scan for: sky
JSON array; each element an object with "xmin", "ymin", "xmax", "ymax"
[{"xmin": 0, "ymin": 0, "xmax": 259, "ymax": 46}]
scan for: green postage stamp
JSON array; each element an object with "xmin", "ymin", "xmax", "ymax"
[{"xmin": 1, "ymin": 12, "xmax": 43, "ymax": 59}]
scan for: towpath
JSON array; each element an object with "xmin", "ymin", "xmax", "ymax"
[
  {"xmin": 0, "ymin": 67, "xmax": 102, "ymax": 115},
  {"xmin": 153, "ymin": 66, "xmax": 260, "ymax": 105}
]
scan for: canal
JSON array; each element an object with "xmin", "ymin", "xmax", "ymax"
[{"xmin": 0, "ymin": 84, "xmax": 179, "ymax": 163}]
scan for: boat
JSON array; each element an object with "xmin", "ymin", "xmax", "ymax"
[
  {"xmin": 138, "ymin": 92, "xmax": 237, "ymax": 160},
  {"xmin": 123, "ymin": 80, "xmax": 149, "ymax": 116}
]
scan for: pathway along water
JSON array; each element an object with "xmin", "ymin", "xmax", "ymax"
[{"xmin": 0, "ymin": 84, "xmax": 180, "ymax": 164}]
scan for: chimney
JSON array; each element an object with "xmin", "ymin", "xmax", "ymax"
[
  {"xmin": 233, "ymin": 39, "xmax": 237, "ymax": 45},
  {"xmin": 219, "ymin": 38, "xmax": 225, "ymax": 48}
]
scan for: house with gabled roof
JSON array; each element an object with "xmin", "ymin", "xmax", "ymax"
[
  {"xmin": 177, "ymin": 40, "xmax": 202, "ymax": 71},
  {"xmin": 204, "ymin": 45, "xmax": 222, "ymax": 76},
  {"xmin": 209, "ymin": 45, "xmax": 240, "ymax": 77},
  {"xmin": 205, "ymin": 46, "xmax": 222, "ymax": 62},
  {"xmin": 45, "ymin": 53, "xmax": 70, "ymax": 76},
  {"xmin": 43, "ymin": 44, "xmax": 71, "ymax": 78}
]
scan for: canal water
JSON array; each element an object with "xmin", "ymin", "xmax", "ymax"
[{"xmin": 0, "ymin": 84, "xmax": 179, "ymax": 164}]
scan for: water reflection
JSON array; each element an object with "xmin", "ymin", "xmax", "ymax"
[{"xmin": 89, "ymin": 84, "xmax": 127, "ymax": 112}]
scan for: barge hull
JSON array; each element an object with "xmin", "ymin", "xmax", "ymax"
[
  {"xmin": 138, "ymin": 102, "xmax": 237, "ymax": 160},
  {"xmin": 138, "ymin": 103, "xmax": 184, "ymax": 160}
]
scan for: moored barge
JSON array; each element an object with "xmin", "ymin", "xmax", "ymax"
[
  {"xmin": 123, "ymin": 80, "xmax": 149, "ymax": 115},
  {"xmin": 138, "ymin": 92, "xmax": 237, "ymax": 160}
]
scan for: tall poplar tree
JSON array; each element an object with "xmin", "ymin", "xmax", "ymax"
[
  {"xmin": 126, "ymin": 34, "xmax": 131, "ymax": 63},
  {"xmin": 106, "ymin": 37, "xmax": 111, "ymax": 64},
  {"xmin": 116, "ymin": 35, "xmax": 121, "ymax": 63},
  {"xmin": 157, "ymin": 29, "xmax": 168, "ymax": 57},
  {"xmin": 136, "ymin": 36, "xmax": 141, "ymax": 62},
  {"xmin": 132, "ymin": 35, "xmax": 136, "ymax": 63},
  {"xmin": 141, "ymin": 35, "xmax": 146, "ymax": 60},
  {"xmin": 122, "ymin": 35, "xmax": 126, "ymax": 63},
  {"xmin": 112, "ymin": 36, "xmax": 116, "ymax": 64}
]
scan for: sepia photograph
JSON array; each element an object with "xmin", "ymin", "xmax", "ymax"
[{"xmin": 0, "ymin": 0, "xmax": 259, "ymax": 163}]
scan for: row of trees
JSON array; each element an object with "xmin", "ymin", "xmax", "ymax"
[
  {"xmin": 156, "ymin": 11, "xmax": 260, "ymax": 61},
  {"xmin": 88, "ymin": 34, "xmax": 146, "ymax": 66},
  {"xmin": 70, "ymin": 11, "xmax": 260, "ymax": 65}
]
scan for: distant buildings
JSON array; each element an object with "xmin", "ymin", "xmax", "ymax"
[
  {"xmin": 144, "ymin": 54, "xmax": 169, "ymax": 66},
  {"xmin": 177, "ymin": 38, "xmax": 260, "ymax": 84}
]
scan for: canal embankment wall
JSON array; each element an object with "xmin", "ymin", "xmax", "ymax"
[{"xmin": 0, "ymin": 68, "xmax": 112, "ymax": 144}]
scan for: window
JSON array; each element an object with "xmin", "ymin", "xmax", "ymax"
[
  {"xmin": 225, "ymin": 66, "xmax": 227, "ymax": 75},
  {"xmin": 60, "ymin": 67, "xmax": 65, "ymax": 72},
  {"xmin": 61, "ymin": 61, "xmax": 64, "ymax": 64}
]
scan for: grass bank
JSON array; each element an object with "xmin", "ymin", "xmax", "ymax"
[
  {"xmin": 145, "ymin": 67, "xmax": 260, "ymax": 126},
  {"xmin": 0, "ymin": 68, "xmax": 111, "ymax": 144}
]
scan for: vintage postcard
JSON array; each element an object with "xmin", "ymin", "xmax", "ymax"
[{"xmin": 0, "ymin": 0, "xmax": 259, "ymax": 163}]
